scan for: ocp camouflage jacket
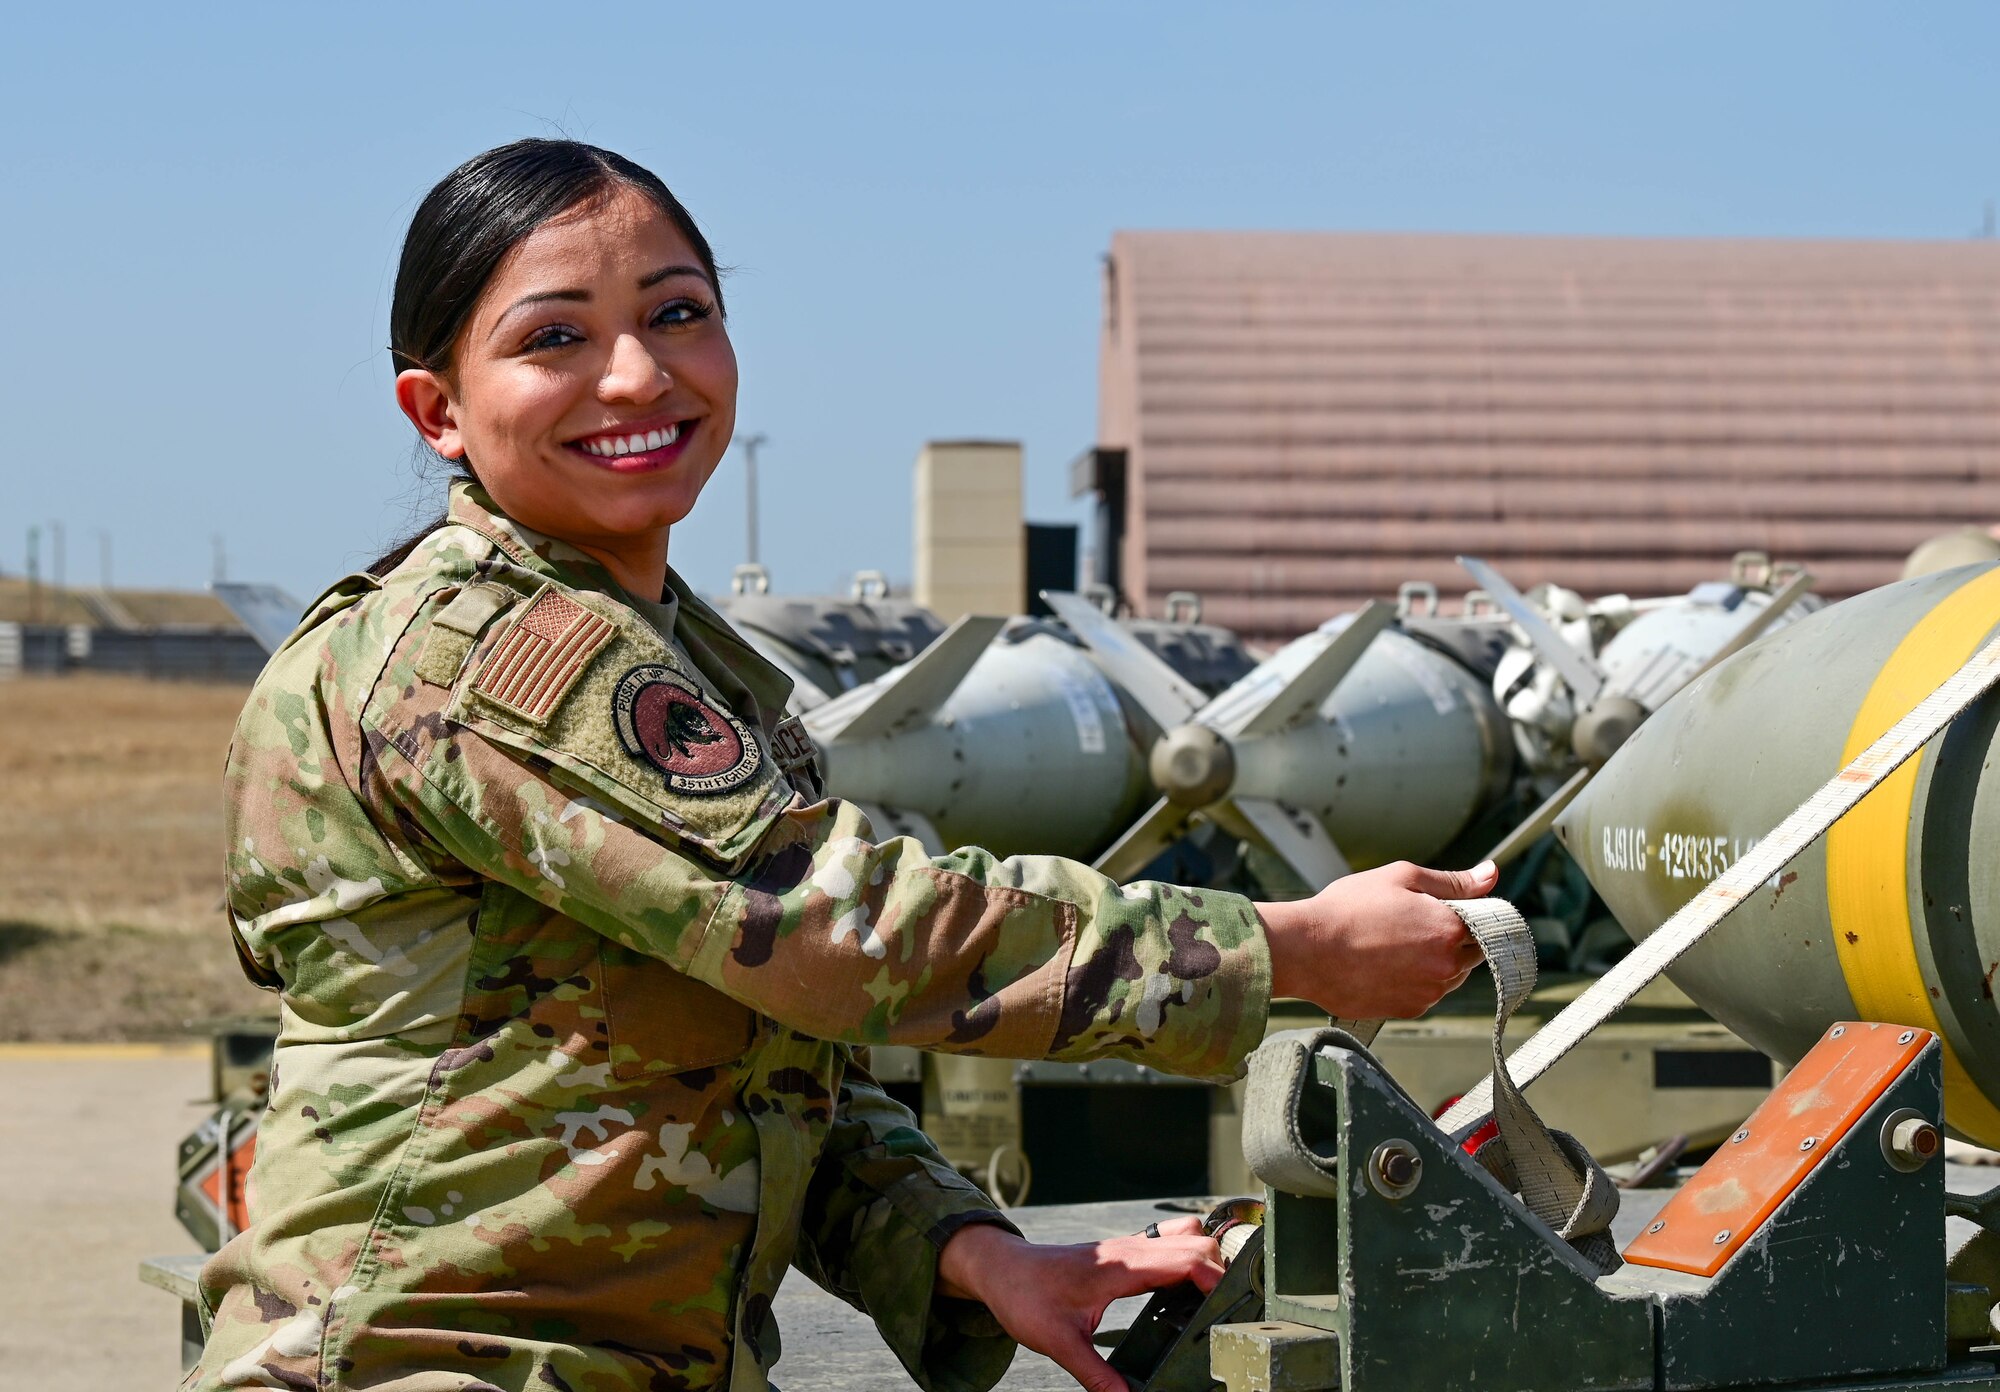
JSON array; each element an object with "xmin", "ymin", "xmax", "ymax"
[{"xmin": 190, "ymin": 481, "xmax": 1272, "ymax": 1392}]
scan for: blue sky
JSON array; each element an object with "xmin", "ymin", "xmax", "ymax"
[{"xmin": 3, "ymin": 4, "xmax": 1995, "ymax": 603}]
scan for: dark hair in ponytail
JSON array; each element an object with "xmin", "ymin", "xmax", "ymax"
[{"xmin": 367, "ymin": 139, "xmax": 725, "ymax": 575}]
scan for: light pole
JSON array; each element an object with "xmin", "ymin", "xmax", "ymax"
[{"xmin": 734, "ymin": 433, "xmax": 768, "ymax": 566}]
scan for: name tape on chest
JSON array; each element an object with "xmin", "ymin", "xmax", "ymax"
[
  {"xmin": 472, "ymin": 588, "xmax": 618, "ymax": 723},
  {"xmin": 770, "ymin": 716, "xmax": 817, "ymax": 773}
]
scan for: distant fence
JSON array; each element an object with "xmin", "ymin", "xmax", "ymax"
[{"xmin": 0, "ymin": 623, "xmax": 266, "ymax": 683}]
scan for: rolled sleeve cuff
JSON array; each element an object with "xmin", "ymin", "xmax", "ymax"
[
  {"xmin": 1179, "ymin": 888, "xmax": 1274, "ymax": 1083},
  {"xmin": 1084, "ymin": 885, "xmax": 1275, "ymax": 1084}
]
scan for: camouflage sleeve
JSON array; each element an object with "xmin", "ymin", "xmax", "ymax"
[
  {"xmin": 791, "ymin": 1050, "xmax": 1021, "ymax": 1392},
  {"xmin": 366, "ymin": 595, "xmax": 1273, "ymax": 1081},
  {"xmin": 382, "ymin": 728, "xmax": 1271, "ymax": 1080}
]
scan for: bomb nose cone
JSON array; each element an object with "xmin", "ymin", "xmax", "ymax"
[
  {"xmin": 1572, "ymin": 695, "xmax": 1647, "ymax": 769},
  {"xmin": 1556, "ymin": 562, "xmax": 2000, "ymax": 1144},
  {"xmin": 1150, "ymin": 724, "xmax": 1236, "ymax": 806}
]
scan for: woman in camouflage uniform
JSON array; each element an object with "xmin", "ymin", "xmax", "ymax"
[{"xmin": 191, "ymin": 140, "xmax": 1493, "ymax": 1392}]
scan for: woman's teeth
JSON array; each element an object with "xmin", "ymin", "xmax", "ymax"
[{"xmin": 579, "ymin": 423, "xmax": 680, "ymax": 458}]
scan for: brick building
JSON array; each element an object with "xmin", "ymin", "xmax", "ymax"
[{"xmin": 1079, "ymin": 231, "xmax": 2000, "ymax": 646}]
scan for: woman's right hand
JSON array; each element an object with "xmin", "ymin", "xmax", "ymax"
[{"xmin": 1255, "ymin": 859, "xmax": 1499, "ymax": 1018}]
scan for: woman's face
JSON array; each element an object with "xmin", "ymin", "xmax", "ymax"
[{"xmin": 396, "ymin": 184, "xmax": 738, "ymax": 563}]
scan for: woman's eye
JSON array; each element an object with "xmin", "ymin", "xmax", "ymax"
[
  {"xmin": 522, "ymin": 325, "xmax": 582, "ymax": 352},
  {"xmin": 652, "ymin": 297, "xmax": 714, "ymax": 330}
]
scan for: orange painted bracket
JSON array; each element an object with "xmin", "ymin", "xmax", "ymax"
[
  {"xmin": 1623, "ymin": 1020, "xmax": 1931, "ymax": 1277},
  {"xmin": 195, "ymin": 1120, "xmax": 258, "ymax": 1233}
]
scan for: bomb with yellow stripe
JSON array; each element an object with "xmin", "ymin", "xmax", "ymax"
[{"xmin": 1554, "ymin": 561, "xmax": 2000, "ymax": 1143}]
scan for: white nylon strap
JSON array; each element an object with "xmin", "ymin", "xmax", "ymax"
[
  {"xmin": 1438, "ymin": 627, "xmax": 2000, "ymax": 1139},
  {"xmin": 1239, "ymin": 1025, "xmax": 1374, "ymax": 1199},
  {"xmin": 1241, "ymin": 899, "xmax": 1619, "ymax": 1273},
  {"xmin": 1450, "ymin": 897, "xmax": 1621, "ymax": 1274}
]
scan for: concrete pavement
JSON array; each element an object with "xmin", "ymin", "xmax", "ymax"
[{"xmin": 0, "ymin": 1044, "xmax": 211, "ymax": 1391}]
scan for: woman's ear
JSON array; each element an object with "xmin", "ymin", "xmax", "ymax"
[{"xmin": 395, "ymin": 368, "xmax": 466, "ymax": 459}]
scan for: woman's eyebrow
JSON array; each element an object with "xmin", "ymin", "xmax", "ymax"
[
  {"xmin": 493, "ymin": 265, "xmax": 708, "ymax": 333},
  {"xmin": 494, "ymin": 287, "xmax": 589, "ymax": 332},
  {"xmin": 640, "ymin": 263, "xmax": 708, "ymax": 289}
]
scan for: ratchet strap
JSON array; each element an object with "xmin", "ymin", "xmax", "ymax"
[
  {"xmin": 1437, "ymin": 625, "xmax": 2000, "ymax": 1138},
  {"xmin": 1240, "ymin": 1024, "xmax": 1368, "ymax": 1199},
  {"xmin": 1244, "ymin": 898, "xmax": 1622, "ymax": 1274},
  {"xmin": 1455, "ymin": 898, "xmax": 1621, "ymax": 1273}
]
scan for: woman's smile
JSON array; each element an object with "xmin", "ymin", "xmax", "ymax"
[{"xmin": 566, "ymin": 414, "xmax": 700, "ymax": 473}]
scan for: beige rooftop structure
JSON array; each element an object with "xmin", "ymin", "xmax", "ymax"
[
  {"xmin": 1088, "ymin": 230, "xmax": 2000, "ymax": 646},
  {"xmin": 913, "ymin": 439, "xmax": 1026, "ymax": 621}
]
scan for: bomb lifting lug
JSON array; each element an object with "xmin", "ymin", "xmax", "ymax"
[{"xmin": 1145, "ymin": 1020, "xmax": 2000, "ymax": 1392}]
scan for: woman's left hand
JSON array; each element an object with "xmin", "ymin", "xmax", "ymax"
[{"xmin": 936, "ymin": 1215, "xmax": 1224, "ymax": 1392}]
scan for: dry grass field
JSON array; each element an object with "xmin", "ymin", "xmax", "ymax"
[{"xmin": 0, "ymin": 674, "xmax": 270, "ymax": 1039}]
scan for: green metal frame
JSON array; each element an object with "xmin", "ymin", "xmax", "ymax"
[
  {"xmin": 1259, "ymin": 1044, "xmax": 1653, "ymax": 1390},
  {"xmin": 1205, "ymin": 1034, "xmax": 1964, "ymax": 1392}
]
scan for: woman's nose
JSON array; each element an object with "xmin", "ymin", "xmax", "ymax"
[{"xmin": 599, "ymin": 333, "xmax": 673, "ymax": 403}]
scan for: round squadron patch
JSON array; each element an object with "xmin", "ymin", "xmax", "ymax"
[{"xmin": 612, "ymin": 665, "xmax": 761, "ymax": 795}]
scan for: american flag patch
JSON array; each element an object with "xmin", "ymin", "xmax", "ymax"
[{"xmin": 472, "ymin": 588, "xmax": 616, "ymax": 722}]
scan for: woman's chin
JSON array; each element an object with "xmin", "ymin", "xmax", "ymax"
[
  {"xmin": 581, "ymin": 487, "xmax": 705, "ymax": 541},
  {"xmin": 548, "ymin": 460, "xmax": 708, "ymax": 526},
  {"xmin": 479, "ymin": 453, "xmax": 715, "ymax": 551}
]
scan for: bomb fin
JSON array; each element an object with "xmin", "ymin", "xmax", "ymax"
[
  {"xmin": 805, "ymin": 614, "xmax": 1005, "ymax": 744},
  {"xmin": 1041, "ymin": 590, "xmax": 1206, "ymax": 731},
  {"xmin": 1459, "ymin": 555, "xmax": 1606, "ymax": 705},
  {"xmin": 1230, "ymin": 601, "xmax": 1394, "ymax": 738}
]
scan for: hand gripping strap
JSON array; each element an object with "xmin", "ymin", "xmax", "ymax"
[{"xmin": 1239, "ymin": 898, "xmax": 1619, "ymax": 1273}]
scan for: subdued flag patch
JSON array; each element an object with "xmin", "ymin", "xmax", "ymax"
[{"xmin": 473, "ymin": 588, "xmax": 617, "ymax": 722}]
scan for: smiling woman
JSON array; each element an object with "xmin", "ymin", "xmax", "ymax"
[
  {"xmin": 191, "ymin": 138, "xmax": 1491, "ymax": 1392},
  {"xmin": 369, "ymin": 142, "xmax": 733, "ymax": 587}
]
